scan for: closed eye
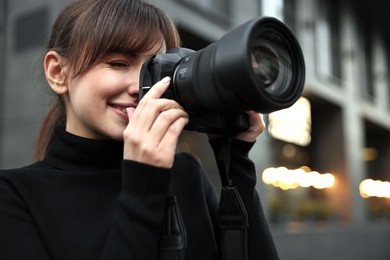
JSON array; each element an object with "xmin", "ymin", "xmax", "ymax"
[{"xmin": 107, "ymin": 60, "xmax": 130, "ymax": 68}]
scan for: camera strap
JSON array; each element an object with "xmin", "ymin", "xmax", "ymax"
[
  {"xmin": 158, "ymin": 138, "xmax": 249, "ymax": 260},
  {"xmin": 216, "ymin": 138, "xmax": 249, "ymax": 260},
  {"xmin": 158, "ymin": 186, "xmax": 187, "ymax": 260}
]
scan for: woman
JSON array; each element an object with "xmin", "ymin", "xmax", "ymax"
[{"xmin": 0, "ymin": 0, "xmax": 279, "ymax": 259}]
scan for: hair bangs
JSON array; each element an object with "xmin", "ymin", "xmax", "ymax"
[
  {"xmin": 67, "ymin": 0, "xmax": 179, "ymax": 78},
  {"xmin": 101, "ymin": 9, "xmax": 164, "ymax": 57}
]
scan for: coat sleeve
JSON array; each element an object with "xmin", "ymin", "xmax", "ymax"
[
  {"xmin": 99, "ymin": 160, "xmax": 171, "ymax": 260},
  {"xmin": 209, "ymin": 138, "xmax": 280, "ymax": 260}
]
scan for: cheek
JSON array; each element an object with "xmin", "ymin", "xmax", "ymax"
[
  {"xmin": 90, "ymin": 71, "xmax": 130, "ymax": 96},
  {"xmin": 70, "ymin": 75, "xmax": 117, "ymax": 100},
  {"xmin": 67, "ymin": 68, "xmax": 133, "ymax": 108},
  {"xmin": 66, "ymin": 81, "xmax": 102, "ymax": 118}
]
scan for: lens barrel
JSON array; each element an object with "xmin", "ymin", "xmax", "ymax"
[
  {"xmin": 171, "ymin": 16, "xmax": 305, "ymax": 114},
  {"xmin": 139, "ymin": 16, "xmax": 305, "ymax": 133}
]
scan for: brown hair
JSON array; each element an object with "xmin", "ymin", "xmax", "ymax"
[{"xmin": 33, "ymin": 0, "xmax": 181, "ymax": 161}]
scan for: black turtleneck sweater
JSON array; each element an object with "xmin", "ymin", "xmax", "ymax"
[{"xmin": 0, "ymin": 128, "xmax": 278, "ymax": 260}]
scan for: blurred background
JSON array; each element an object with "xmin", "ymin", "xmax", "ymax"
[{"xmin": 1, "ymin": 0, "xmax": 389, "ymax": 259}]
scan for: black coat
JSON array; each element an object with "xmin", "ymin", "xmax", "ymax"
[{"xmin": 0, "ymin": 128, "xmax": 278, "ymax": 260}]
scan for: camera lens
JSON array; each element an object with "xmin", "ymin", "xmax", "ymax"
[
  {"xmin": 251, "ymin": 44, "xmax": 279, "ymax": 87},
  {"xmin": 141, "ymin": 16, "xmax": 305, "ymax": 121},
  {"xmin": 140, "ymin": 17, "xmax": 305, "ymax": 133},
  {"xmin": 251, "ymin": 37, "xmax": 293, "ymax": 100}
]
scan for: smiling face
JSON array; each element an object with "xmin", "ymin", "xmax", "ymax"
[
  {"xmin": 42, "ymin": 0, "xmax": 180, "ymax": 141},
  {"xmin": 61, "ymin": 42, "xmax": 166, "ymax": 141},
  {"xmin": 36, "ymin": 0, "xmax": 181, "ymax": 161}
]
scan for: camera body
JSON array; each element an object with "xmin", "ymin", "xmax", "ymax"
[{"xmin": 139, "ymin": 48, "xmax": 249, "ymax": 134}]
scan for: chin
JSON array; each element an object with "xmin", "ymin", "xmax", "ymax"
[
  {"xmin": 111, "ymin": 129, "xmax": 126, "ymax": 142},
  {"xmin": 112, "ymin": 135, "xmax": 125, "ymax": 142},
  {"xmin": 106, "ymin": 129, "xmax": 125, "ymax": 142}
]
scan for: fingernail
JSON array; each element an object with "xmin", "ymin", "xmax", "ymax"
[
  {"xmin": 126, "ymin": 107, "xmax": 135, "ymax": 116},
  {"xmin": 161, "ymin": 76, "xmax": 171, "ymax": 84}
]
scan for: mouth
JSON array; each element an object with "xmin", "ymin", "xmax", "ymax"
[
  {"xmin": 108, "ymin": 103, "xmax": 134, "ymax": 120},
  {"xmin": 111, "ymin": 105, "xmax": 128, "ymax": 113}
]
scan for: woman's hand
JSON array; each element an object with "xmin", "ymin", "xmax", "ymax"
[
  {"xmin": 208, "ymin": 111, "xmax": 265, "ymax": 143},
  {"xmin": 234, "ymin": 111, "xmax": 265, "ymax": 143},
  {"xmin": 123, "ymin": 77, "xmax": 189, "ymax": 169}
]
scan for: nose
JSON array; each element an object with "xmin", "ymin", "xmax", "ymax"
[
  {"xmin": 127, "ymin": 82, "xmax": 139, "ymax": 96},
  {"xmin": 127, "ymin": 63, "xmax": 143, "ymax": 96}
]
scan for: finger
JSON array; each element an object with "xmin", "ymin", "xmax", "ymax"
[
  {"xmin": 126, "ymin": 107, "xmax": 135, "ymax": 119},
  {"xmin": 235, "ymin": 111, "xmax": 265, "ymax": 142},
  {"xmin": 131, "ymin": 98, "xmax": 185, "ymax": 135},
  {"xmin": 139, "ymin": 76, "xmax": 171, "ymax": 101},
  {"xmin": 157, "ymin": 116, "xmax": 189, "ymax": 156},
  {"xmin": 147, "ymin": 108, "xmax": 188, "ymax": 145},
  {"xmin": 247, "ymin": 111, "xmax": 265, "ymax": 132},
  {"xmin": 129, "ymin": 76, "xmax": 171, "ymax": 126},
  {"xmin": 130, "ymin": 76, "xmax": 183, "ymax": 133},
  {"xmin": 123, "ymin": 114, "xmax": 188, "ymax": 168}
]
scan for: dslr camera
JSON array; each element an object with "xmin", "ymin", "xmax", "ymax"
[{"xmin": 139, "ymin": 17, "xmax": 305, "ymax": 134}]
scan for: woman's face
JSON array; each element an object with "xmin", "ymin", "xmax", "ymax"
[{"xmin": 64, "ymin": 41, "xmax": 166, "ymax": 141}]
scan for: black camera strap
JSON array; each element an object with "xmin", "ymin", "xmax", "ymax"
[
  {"xmin": 158, "ymin": 186, "xmax": 187, "ymax": 260},
  {"xmin": 216, "ymin": 138, "xmax": 249, "ymax": 260},
  {"xmin": 158, "ymin": 138, "xmax": 249, "ymax": 260}
]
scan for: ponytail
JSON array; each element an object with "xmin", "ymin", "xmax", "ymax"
[{"xmin": 33, "ymin": 97, "xmax": 66, "ymax": 162}]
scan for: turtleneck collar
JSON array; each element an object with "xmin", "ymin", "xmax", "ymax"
[{"xmin": 44, "ymin": 127, "xmax": 124, "ymax": 172}]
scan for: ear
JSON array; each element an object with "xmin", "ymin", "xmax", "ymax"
[{"xmin": 44, "ymin": 51, "xmax": 68, "ymax": 95}]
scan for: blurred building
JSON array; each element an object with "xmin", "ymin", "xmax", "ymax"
[{"xmin": 1, "ymin": 0, "xmax": 389, "ymax": 259}]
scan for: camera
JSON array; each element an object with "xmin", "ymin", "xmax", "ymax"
[{"xmin": 139, "ymin": 16, "xmax": 305, "ymax": 134}]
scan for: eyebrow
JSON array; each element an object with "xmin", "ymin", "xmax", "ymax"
[{"xmin": 103, "ymin": 40, "xmax": 166, "ymax": 62}]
